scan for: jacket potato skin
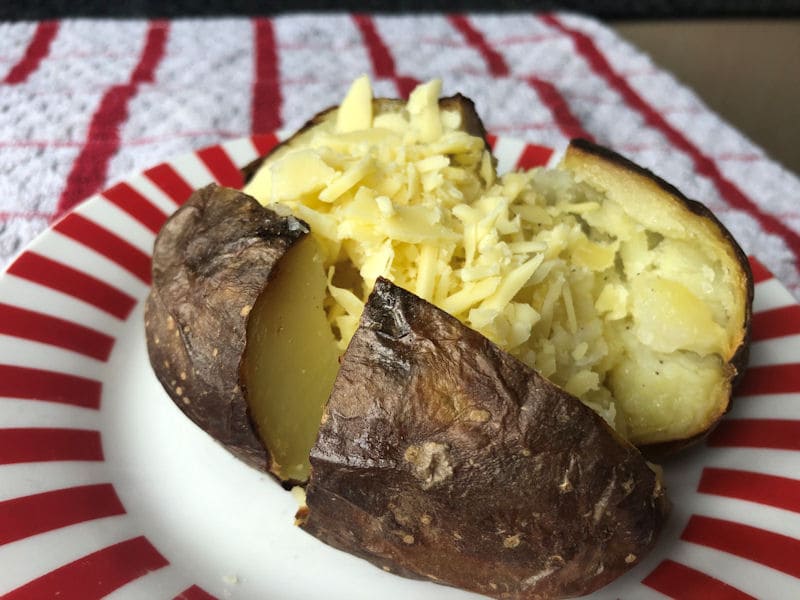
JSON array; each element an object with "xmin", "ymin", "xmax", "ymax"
[
  {"xmin": 564, "ymin": 139, "xmax": 754, "ymax": 458},
  {"xmin": 145, "ymin": 183, "xmax": 309, "ymax": 471},
  {"xmin": 241, "ymin": 94, "xmax": 490, "ymax": 185},
  {"xmin": 301, "ymin": 277, "xmax": 669, "ymax": 600}
]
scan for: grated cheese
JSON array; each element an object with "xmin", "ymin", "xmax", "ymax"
[{"xmin": 243, "ymin": 77, "xmax": 739, "ymax": 437}]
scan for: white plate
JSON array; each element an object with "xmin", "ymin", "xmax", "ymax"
[{"xmin": 1, "ymin": 134, "xmax": 799, "ymax": 600}]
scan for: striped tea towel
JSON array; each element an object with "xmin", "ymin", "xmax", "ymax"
[{"xmin": 1, "ymin": 13, "xmax": 799, "ymax": 296}]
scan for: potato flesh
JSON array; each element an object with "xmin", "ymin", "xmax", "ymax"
[
  {"xmin": 510, "ymin": 167, "xmax": 741, "ymax": 443},
  {"xmin": 244, "ymin": 236, "xmax": 340, "ymax": 482},
  {"xmin": 610, "ymin": 342, "xmax": 726, "ymax": 441}
]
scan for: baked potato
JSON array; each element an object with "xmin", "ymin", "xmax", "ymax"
[
  {"xmin": 300, "ymin": 277, "xmax": 669, "ymax": 600},
  {"xmin": 144, "ymin": 76, "xmax": 753, "ymax": 599}
]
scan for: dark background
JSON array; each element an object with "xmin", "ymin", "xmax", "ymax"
[{"xmin": 1, "ymin": 0, "xmax": 800, "ymax": 20}]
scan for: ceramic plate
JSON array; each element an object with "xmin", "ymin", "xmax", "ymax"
[{"xmin": 1, "ymin": 134, "xmax": 798, "ymax": 600}]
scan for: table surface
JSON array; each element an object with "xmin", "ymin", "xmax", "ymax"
[{"xmin": 613, "ymin": 19, "xmax": 800, "ymax": 175}]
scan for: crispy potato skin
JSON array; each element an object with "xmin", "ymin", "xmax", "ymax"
[
  {"xmin": 302, "ymin": 278, "xmax": 669, "ymax": 600},
  {"xmin": 566, "ymin": 139, "xmax": 754, "ymax": 457},
  {"xmin": 145, "ymin": 183, "xmax": 308, "ymax": 471},
  {"xmin": 241, "ymin": 95, "xmax": 490, "ymax": 184}
]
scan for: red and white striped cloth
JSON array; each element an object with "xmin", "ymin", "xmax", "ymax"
[{"xmin": 1, "ymin": 13, "xmax": 799, "ymax": 297}]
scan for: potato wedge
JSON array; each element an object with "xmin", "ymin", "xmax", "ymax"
[
  {"xmin": 145, "ymin": 183, "xmax": 311, "ymax": 472},
  {"xmin": 241, "ymin": 233, "xmax": 340, "ymax": 483},
  {"xmin": 300, "ymin": 277, "xmax": 669, "ymax": 600}
]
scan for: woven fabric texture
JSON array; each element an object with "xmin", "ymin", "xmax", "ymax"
[{"xmin": 1, "ymin": 13, "xmax": 799, "ymax": 295}]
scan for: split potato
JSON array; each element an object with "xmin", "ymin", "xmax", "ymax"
[
  {"xmin": 144, "ymin": 77, "xmax": 753, "ymax": 598},
  {"xmin": 240, "ymin": 77, "xmax": 752, "ymax": 456},
  {"xmin": 148, "ymin": 80, "xmax": 494, "ymax": 484},
  {"xmin": 300, "ymin": 277, "xmax": 669, "ymax": 600}
]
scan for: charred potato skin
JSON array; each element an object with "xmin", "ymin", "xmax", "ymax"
[
  {"xmin": 302, "ymin": 278, "xmax": 669, "ymax": 600},
  {"xmin": 566, "ymin": 139, "xmax": 754, "ymax": 457},
  {"xmin": 241, "ymin": 94, "xmax": 490, "ymax": 184},
  {"xmin": 145, "ymin": 183, "xmax": 309, "ymax": 471}
]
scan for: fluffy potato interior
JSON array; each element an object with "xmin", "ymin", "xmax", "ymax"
[
  {"xmin": 243, "ymin": 235, "xmax": 340, "ymax": 482},
  {"xmin": 504, "ymin": 162, "xmax": 746, "ymax": 444}
]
